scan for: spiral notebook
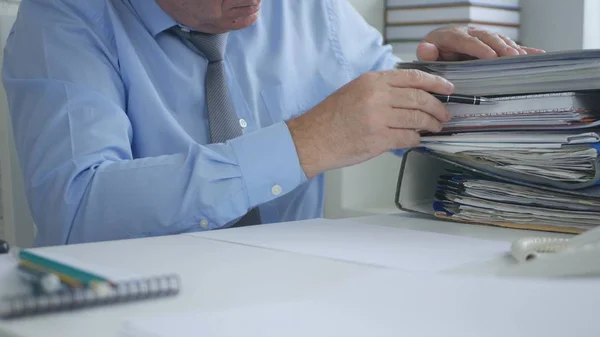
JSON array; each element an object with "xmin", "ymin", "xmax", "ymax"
[
  {"xmin": 0, "ymin": 249, "xmax": 181, "ymax": 319},
  {"xmin": 0, "ymin": 274, "xmax": 180, "ymax": 319}
]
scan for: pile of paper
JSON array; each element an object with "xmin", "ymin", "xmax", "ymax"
[
  {"xmin": 436, "ymin": 91, "xmax": 600, "ymax": 132},
  {"xmin": 423, "ymin": 132, "xmax": 600, "ymax": 182},
  {"xmin": 404, "ymin": 50, "xmax": 600, "ymax": 233},
  {"xmin": 396, "ymin": 49, "xmax": 600, "ymax": 96},
  {"xmin": 423, "ymin": 131, "xmax": 600, "ymax": 230},
  {"xmin": 434, "ymin": 173, "xmax": 600, "ymax": 231},
  {"xmin": 426, "ymin": 144, "xmax": 599, "ymax": 184}
]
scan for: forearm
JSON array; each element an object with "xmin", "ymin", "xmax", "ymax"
[
  {"xmin": 29, "ymin": 123, "xmax": 305, "ymax": 245},
  {"xmin": 56, "ymin": 145, "xmax": 241, "ymax": 244}
]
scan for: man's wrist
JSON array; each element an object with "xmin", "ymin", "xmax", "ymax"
[{"xmin": 286, "ymin": 116, "xmax": 328, "ymax": 179}]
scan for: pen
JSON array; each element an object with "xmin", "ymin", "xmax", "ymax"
[{"xmin": 432, "ymin": 93, "xmax": 496, "ymax": 105}]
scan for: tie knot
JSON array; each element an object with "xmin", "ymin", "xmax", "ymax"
[{"xmin": 175, "ymin": 28, "xmax": 227, "ymax": 62}]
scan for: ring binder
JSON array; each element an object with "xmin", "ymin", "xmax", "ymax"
[{"xmin": 0, "ymin": 273, "xmax": 181, "ymax": 319}]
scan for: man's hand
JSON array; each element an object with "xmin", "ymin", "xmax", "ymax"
[
  {"xmin": 417, "ymin": 25, "xmax": 545, "ymax": 61},
  {"xmin": 286, "ymin": 69, "xmax": 454, "ymax": 178}
]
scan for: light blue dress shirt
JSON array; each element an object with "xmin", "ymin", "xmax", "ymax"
[{"xmin": 2, "ymin": 0, "xmax": 400, "ymax": 246}]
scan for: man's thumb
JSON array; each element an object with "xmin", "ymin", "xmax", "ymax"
[{"xmin": 416, "ymin": 42, "xmax": 439, "ymax": 61}]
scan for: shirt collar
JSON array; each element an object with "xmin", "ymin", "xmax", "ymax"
[{"xmin": 129, "ymin": 0, "xmax": 178, "ymax": 37}]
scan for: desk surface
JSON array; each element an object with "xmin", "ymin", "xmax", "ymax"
[{"xmin": 0, "ymin": 212, "xmax": 573, "ymax": 337}]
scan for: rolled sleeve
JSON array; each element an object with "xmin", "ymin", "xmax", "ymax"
[
  {"xmin": 392, "ymin": 149, "xmax": 406, "ymax": 157},
  {"xmin": 230, "ymin": 121, "xmax": 307, "ymax": 208}
]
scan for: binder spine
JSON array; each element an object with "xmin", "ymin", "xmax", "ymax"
[{"xmin": 0, "ymin": 274, "xmax": 180, "ymax": 319}]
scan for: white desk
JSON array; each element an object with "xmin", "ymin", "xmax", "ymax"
[
  {"xmin": 0, "ymin": 212, "xmax": 575, "ymax": 337},
  {"xmin": 351, "ymin": 213, "xmax": 571, "ymax": 275}
]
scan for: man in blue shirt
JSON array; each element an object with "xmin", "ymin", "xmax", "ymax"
[{"xmin": 2, "ymin": 0, "xmax": 542, "ymax": 246}]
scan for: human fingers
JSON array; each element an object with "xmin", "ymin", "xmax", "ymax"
[
  {"xmin": 386, "ymin": 108, "xmax": 443, "ymax": 133},
  {"xmin": 426, "ymin": 28, "xmax": 498, "ymax": 60},
  {"xmin": 521, "ymin": 46, "xmax": 546, "ymax": 54},
  {"xmin": 386, "ymin": 69, "xmax": 454, "ymax": 95},
  {"xmin": 386, "ymin": 128, "xmax": 422, "ymax": 150},
  {"xmin": 497, "ymin": 34, "xmax": 527, "ymax": 55},
  {"xmin": 467, "ymin": 28, "xmax": 520, "ymax": 57},
  {"xmin": 416, "ymin": 41, "xmax": 440, "ymax": 61},
  {"xmin": 389, "ymin": 87, "xmax": 451, "ymax": 123},
  {"xmin": 482, "ymin": 33, "xmax": 545, "ymax": 55}
]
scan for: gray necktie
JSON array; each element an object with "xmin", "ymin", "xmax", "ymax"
[{"xmin": 173, "ymin": 27, "xmax": 261, "ymax": 228}]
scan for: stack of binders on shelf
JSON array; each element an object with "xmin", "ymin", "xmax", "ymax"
[
  {"xmin": 385, "ymin": 0, "xmax": 520, "ymax": 56},
  {"xmin": 394, "ymin": 49, "xmax": 600, "ymax": 234}
]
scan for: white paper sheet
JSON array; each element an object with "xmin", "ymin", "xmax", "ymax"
[
  {"xmin": 396, "ymin": 50, "xmax": 600, "ymax": 96},
  {"xmin": 428, "ymin": 145, "xmax": 598, "ymax": 182},
  {"xmin": 120, "ymin": 269, "xmax": 600, "ymax": 337},
  {"xmin": 188, "ymin": 219, "xmax": 510, "ymax": 272},
  {"xmin": 462, "ymin": 180, "xmax": 600, "ymax": 211},
  {"xmin": 421, "ymin": 132, "xmax": 600, "ymax": 144}
]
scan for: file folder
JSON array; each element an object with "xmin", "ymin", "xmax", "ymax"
[
  {"xmin": 394, "ymin": 148, "xmax": 600, "ymax": 234},
  {"xmin": 394, "ymin": 49, "xmax": 600, "ymax": 96},
  {"xmin": 426, "ymin": 143, "xmax": 600, "ymax": 190}
]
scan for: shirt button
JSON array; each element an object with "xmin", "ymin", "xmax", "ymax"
[
  {"xmin": 200, "ymin": 219, "xmax": 209, "ymax": 229},
  {"xmin": 271, "ymin": 184, "xmax": 282, "ymax": 196},
  {"xmin": 239, "ymin": 119, "xmax": 247, "ymax": 128}
]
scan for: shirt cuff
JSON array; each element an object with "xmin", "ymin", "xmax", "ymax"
[
  {"xmin": 229, "ymin": 121, "xmax": 307, "ymax": 208},
  {"xmin": 391, "ymin": 149, "xmax": 406, "ymax": 157},
  {"xmin": 384, "ymin": 50, "xmax": 402, "ymax": 69}
]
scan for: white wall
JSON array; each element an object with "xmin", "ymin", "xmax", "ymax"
[
  {"xmin": 346, "ymin": 0, "xmax": 385, "ymax": 33},
  {"xmin": 583, "ymin": 0, "xmax": 600, "ymax": 49},
  {"xmin": 521, "ymin": 0, "xmax": 582, "ymax": 51},
  {"xmin": 520, "ymin": 0, "xmax": 600, "ymax": 51}
]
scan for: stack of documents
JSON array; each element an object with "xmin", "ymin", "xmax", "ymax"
[
  {"xmin": 385, "ymin": 0, "xmax": 520, "ymax": 56},
  {"xmin": 395, "ymin": 50, "xmax": 600, "ymax": 96},
  {"xmin": 434, "ymin": 170, "xmax": 600, "ymax": 232},
  {"xmin": 440, "ymin": 91, "xmax": 600, "ymax": 132},
  {"xmin": 420, "ymin": 130, "xmax": 600, "ymax": 232},
  {"xmin": 422, "ymin": 132, "xmax": 600, "ymax": 185},
  {"xmin": 393, "ymin": 49, "xmax": 600, "ymax": 234}
]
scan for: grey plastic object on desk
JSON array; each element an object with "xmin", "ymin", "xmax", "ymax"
[{"xmin": 0, "ymin": 239, "xmax": 9, "ymax": 254}]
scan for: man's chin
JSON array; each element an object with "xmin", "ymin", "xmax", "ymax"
[{"xmin": 227, "ymin": 12, "xmax": 260, "ymax": 31}]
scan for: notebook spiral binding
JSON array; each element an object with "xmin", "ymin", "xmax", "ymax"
[{"xmin": 0, "ymin": 274, "xmax": 181, "ymax": 319}]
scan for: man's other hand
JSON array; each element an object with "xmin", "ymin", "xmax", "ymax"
[
  {"xmin": 286, "ymin": 69, "xmax": 454, "ymax": 179},
  {"xmin": 417, "ymin": 25, "xmax": 545, "ymax": 61}
]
